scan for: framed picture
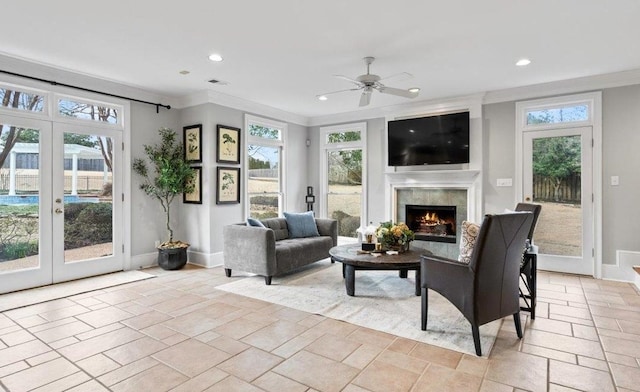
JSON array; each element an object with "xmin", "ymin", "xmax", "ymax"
[
  {"xmin": 183, "ymin": 167, "xmax": 202, "ymax": 204},
  {"xmin": 183, "ymin": 124, "xmax": 202, "ymax": 163},
  {"xmin": 216, "ymin": 125, "xmax": 241, "ymax": 164},
  {"xmin": 216, "ymin": 166, "xmax": 240, "ymax": 204}
]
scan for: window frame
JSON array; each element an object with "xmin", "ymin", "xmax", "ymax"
[
  {"xmin": 319, "ymin": 122, "xmax": 367, "ymax": 229},
  {"xmin": 515, "ymin": 91, "xmax": 602, "ymax": 278},
  {"xmin": 244, "ymin": 114, "xmax": 287, "ymax": 219},
  {"xmin": 0, "ymin": 82, "xmax": 49, "ymax": 118}
]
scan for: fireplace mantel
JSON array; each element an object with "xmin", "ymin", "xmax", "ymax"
[{"xmin": 385, "ymin": 169, "xmax": 480, "ymax": 184}]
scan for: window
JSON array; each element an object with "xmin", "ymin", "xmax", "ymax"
[
  {"xmin": 57, "ymin": 97, "xmax": 120, "ymax": 125},
  {"xmin": 245, "ymin": 115, "xmax": 286, "ymax": 219},
  {"xmin": 522, "ymin": 97, "xmax": 593, "ymax": 129},
  {"xmin": 320, "ymin": 123, "xmax": 366, "ymax": 238},
  {"xmin": 0, "ymin": 85, "xmax": 45, "ymax": 113}
]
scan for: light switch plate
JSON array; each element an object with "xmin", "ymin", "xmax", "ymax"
[
  {"xmin": 497, "ymin": 178, "xmax": 513, "ymax": 187},
  {"xmin": 611, "ymin": 176, "xmax": 619, "ymax": 186}
]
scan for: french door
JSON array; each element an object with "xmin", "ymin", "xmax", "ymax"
[
  {"xmin": 0, "ymin": 115, "xmax": 123, "ymax": 293},
  {"xmin": 523, "ymin": 127, "xmax": 593, "ymax": 275}
]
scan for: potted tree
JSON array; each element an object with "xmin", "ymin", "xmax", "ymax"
[{"xmin": 132, "ymin": 127, "xmax": 196, "ymax": 270}]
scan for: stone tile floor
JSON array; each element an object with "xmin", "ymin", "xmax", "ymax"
[{"xmin": 1, "ymin": 265, "xmax": 639, "ymax": 391}]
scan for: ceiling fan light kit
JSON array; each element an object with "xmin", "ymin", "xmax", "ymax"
[{"xmin": 318, "ymin": 56, "xmax": 419, "ymax": 107}]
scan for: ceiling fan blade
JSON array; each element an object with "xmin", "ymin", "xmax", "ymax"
[
  {"xmin": 316, "ymin": 88, "xmax": 361, "ymax": 98},
  {"xmin": 334, "ymin": 74, "xmax": 362, "ymax": 86},
  {"xmin": 378, "ymin": 86, "xmax": 419, "ymax": 99},
  {"xmin": 379, "ymin": 72, "xmax": 413, "ymax": 83},
  {"xmin": 359, "ymin": 91, "xmax": 372, "ymax": 107}
]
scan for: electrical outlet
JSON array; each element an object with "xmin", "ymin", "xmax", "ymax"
[{"xmin": 497, "ymin": 178, "xmax": 513, "ymax": 187}]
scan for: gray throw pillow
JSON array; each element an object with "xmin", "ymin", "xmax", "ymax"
[
  {"xmin": 247, "ymin": 218, "xmax": 265, "ymax": 227},
  {"xmin": 284, "ymin": 211, "xmax": 320, "ymax": 238}
]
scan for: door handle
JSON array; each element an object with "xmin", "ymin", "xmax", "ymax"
[{"xmin": 55, "ymin": 208, "xmax": 63, "ymax": 214}]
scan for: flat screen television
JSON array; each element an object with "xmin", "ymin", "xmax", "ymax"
[{"xmin": 387, "ymin": 111, "xmax": 470, "ymax": 166}]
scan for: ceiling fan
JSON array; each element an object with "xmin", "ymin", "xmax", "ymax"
[{"xmin": 317, "ymin": 57, "xmax": 419, "ymax": 107}]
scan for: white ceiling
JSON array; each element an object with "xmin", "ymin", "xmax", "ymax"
[{"xmin": 2, "ymin": 1, "xmax": 640, "ymax": 119}]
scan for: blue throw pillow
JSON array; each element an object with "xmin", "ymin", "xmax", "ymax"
[
  {"xmin": 284, "ymin": 211, "xmax": 319, "ymax": 238},
  {"xmin": 247, "ymin": 217, "xmax": 266, "ymax": 227}
]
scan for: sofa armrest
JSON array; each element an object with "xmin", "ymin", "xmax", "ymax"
[
  {"xmin": 223, "ymin": 224, "xmax": 277, "ymax": 276},
  {"xmin": 315, "ymin": 218, "xmax": 338, "ymax": 246}
]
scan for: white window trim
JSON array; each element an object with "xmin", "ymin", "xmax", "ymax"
[
  {"xmin": 319, "ymin": 122, "xmax": 367, "ymax": 226},
  {"xmin": 244, "ymin": 114, "xmax": 287, "ymax": 219},
  {"xmin": 515, "ymin": 91, "xmax": 602, "ymax": 278}
]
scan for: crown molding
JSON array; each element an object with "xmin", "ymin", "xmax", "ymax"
[
  {"xmin": 483, "ymin": 68, "xmax": 640, "ymax": 105},
  {"xmin": 175, "ymin": 90, "xmax": 309, "ymax": 126},
  {"xmin": 0, "ymin": 52, "xmax": 177, "ymax": 109}
]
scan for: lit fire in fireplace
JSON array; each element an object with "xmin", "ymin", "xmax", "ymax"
[
  {"xmin": 416, "ymin": 211, "xmax": 453, "ymax": 236},
  {"xmin": 420, "ymin": 212, "xmax": 444, "ymax": 226}
]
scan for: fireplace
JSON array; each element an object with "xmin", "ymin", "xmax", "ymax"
[{"xmin": 405, "ymin": 204, "xmax": 457, "ymax": 243}]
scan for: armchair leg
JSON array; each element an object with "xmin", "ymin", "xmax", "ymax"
[
  {"xmin": 421, "ymin": 287, "xmax": 428, "ymax": 330},
  {"xmin": 224, "ymin": 268, "xmax": 232, "ymax": 277},
  {"xmin": 513, "ymin": 312, "xmax": 523, "ymax": 339},
  {"xmin": 265, "ymin": 276, "xmax": 272, "ymax": 285},
  {"xmin": 471, "ymin": 325, "xmax": 482, "ymax": 356}
]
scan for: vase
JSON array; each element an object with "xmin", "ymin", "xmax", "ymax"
[{"xmin": 387, "ymin": 242, "xmax": 410, "ymax": 253}]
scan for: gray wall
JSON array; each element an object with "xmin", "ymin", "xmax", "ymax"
[
  {"xmin": 482, "ymin": 101, "xmax": 517, "ymax": 214},
  {"xmin": 601, "ymin": 85, "xmax": 640, "ymax": 265},
  {"xmin": 130, "ymin": 102, "xmax": 181, "ymax": 256}
]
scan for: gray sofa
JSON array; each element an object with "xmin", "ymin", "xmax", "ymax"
[{"xmin": 223, "ymin": 217, "xmax": 338, "ymax": 285}]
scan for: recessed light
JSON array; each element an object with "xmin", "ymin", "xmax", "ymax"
[
  {"xmin": 408, "ymin": 87, "xmax": 420, "ymax": 93},
  {"xmin": 179, "ymin": 70, "xmax": 190, "ymax": 75},
  {"xmin": 208, "ymin": 53, "xmax": 223, "ymax": 62},
  {"xmin": 318, "ymin": 95, "xmax": 328, "ymax": 101},
  {"xmin": 516, "ymin": 58, "xmax": 531, "ymax": 66}
]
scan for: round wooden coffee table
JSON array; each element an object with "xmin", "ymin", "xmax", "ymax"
[{"xmin": 329, "ymin": 243, "xmax": 426, "ymax": 297}]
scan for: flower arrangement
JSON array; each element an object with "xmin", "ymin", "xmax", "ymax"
[{"xmin": 376, "ymin": 221, "xmax": 415, "ymax": 251}]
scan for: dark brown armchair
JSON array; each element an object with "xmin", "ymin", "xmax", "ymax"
[
  {"xmin": 515, "ymin": 202, "xmax": 542, "ymax": 318},
  {"xmin": 420, "ymin": 212, "xmax": 534, "ymax": 356}
]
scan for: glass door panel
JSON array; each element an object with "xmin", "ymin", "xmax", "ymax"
[
  {"xmin": 327, "ymin": 149, "xmax": 362, "ymax": 238},
  {"xmin": 247, "ymin": 144, "xmax": 280, "ymax": 219},
  {"xmin": 523, "ymin": 127, "xmax": 593, "ymax": 275},
  {"xmin": 52, "ymin": 124, "xmax": 122, "ymax": 282},
  {"xmin": 0, "ymin": 117, "xmax": 52, "ymax": 293}
]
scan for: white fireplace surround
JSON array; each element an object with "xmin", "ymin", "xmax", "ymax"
[{"xmin": 385, "ymin": 169, "xmax": 482, "ymax": 224}]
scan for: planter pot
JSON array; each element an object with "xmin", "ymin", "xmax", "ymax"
[{"xmin": 157, "ymin": 246, "xmax": 188, "ymax": 270}]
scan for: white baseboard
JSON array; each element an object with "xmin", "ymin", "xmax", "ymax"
[
  {"xmin": 130, "ymin": 252, "xmax": 158, "ymax": 270},
  {"xmin": 601, "ymin": 250, "xmax": 640, "ymax": 282},
  {"xmin": 187, "ymin": 250, "xmax": 224, "ymax": 268}
]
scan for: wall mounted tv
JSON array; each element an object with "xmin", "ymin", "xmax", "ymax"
[{"xmin": 387, "ymin": 111, "xmax": 470, "ymax": 166}]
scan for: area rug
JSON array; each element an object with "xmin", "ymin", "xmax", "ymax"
[
  {"xmin": 0, "ymin": 270, "xmax": 155, "ymax": 312},
  {"xmin": 216, "ymin": 260, "xmax": 501, "ymax": 356}
]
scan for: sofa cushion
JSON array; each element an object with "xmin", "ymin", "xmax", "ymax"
[
  {"xmin": 459, "ymin": 220, "xmax": 480, "ymax": 264},
  {"xmin": 262, "ymin": 218, "xmax": 290, "ymax": 241},
  {"xmin": 275, "ymin": 236, "xmax": 333, "ymax": 272},
  {"xmin": 284, "ymin": 211, "xmax": 320, "ymax": 238},
  {"xmin": 247, "ymin": 217, "xmax": 266, "ymax": 227}
]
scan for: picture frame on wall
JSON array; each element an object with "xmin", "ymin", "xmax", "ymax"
[
  {"xmin": 216, "ymin": 124, "xmax": 241, "ymax": 164},
  {"xmin": 183, "ymin": 124, "xmax": 202, "ymax": 163},
  {"xmin": 216, "ymin": 166, "xmax": 240, "ymax": 204},
  {"xmin": 183, "ymin": 166, "xmax": 202, "ymax": 204}
]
